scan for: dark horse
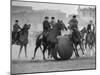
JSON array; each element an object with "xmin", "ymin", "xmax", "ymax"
[
  {"xmin": 32, "ymin": 20, "xmax": 67, "ymax": 60},
  {"xmin": 12, "ymin": 24, "xmax": 31, "ymax": 58},
  {"xmin": 70, "ymin": 28, "xmax": 85, "ymax": 57},
  {"xmin": 85, "ymin": 31, "xmax": 95, "ymax": 49}
]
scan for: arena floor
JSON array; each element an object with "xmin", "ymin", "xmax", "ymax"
[
  {"xmin": 11, "ymin": 56, "xmax": 96, "ymax": 74},
  {"xmin": 11, "ymin": 38, "xmax": 96, "ymax": 74}
]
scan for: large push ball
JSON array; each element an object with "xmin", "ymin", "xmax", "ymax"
[{"xmin": 57, "ymin": 36, "xmax": 73, "ymax": 60}]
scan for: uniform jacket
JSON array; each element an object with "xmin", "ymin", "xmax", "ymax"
[
  {"xmin": 43, "ymin": 20, "xmax": 51, "ymax": 32},
  {"xmin": 13, "ymin": 24, "xmax": 21, "ymax": 32},
  {"xmin": 68, "ymin": 18, "xmax": 78, "ymax": 29}
]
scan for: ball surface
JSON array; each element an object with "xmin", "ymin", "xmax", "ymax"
[{"xmin": 57, "ymin": 36, "xmax": 73, "ymax": 60}]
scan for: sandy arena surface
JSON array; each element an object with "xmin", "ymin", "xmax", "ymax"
[
  {"xmin": 11, "ymin": 56, "xmax": 96, "ymax": 74},
  {"xmin": 11, "ymin": 38, "xmax": 96, "ymax": 74}
]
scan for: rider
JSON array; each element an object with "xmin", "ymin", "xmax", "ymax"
[
  {"xmin": 87, "ymin": 20, "xmax": 94, "ymax": 33},
  {"xmin": 50, "ymin": 17, "xmax": 56, "ymax": 29},
  {"xmin": 68, "ymin": 15, "xmax": 81, "ymax": 41},
  {"xmin": 42, "ymin": 16, "xmax": 51, "ymax": 37},
  {"xmin": 13, "ymin": 20, "xmax": 21, "ymax": 43},
  {"xmin": 68, "ymin": 15, "xmax": 78, "ymax": 31}
]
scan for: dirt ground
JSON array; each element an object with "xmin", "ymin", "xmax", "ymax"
[
  {"xmin": 11, "ymin": 56, "xmax": 96, "ymax": 74},
  {"xmin": 11, "ymin": 37, "xmax": 96, "ymax": 74}
]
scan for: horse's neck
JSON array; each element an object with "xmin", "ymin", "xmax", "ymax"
[
  {"xmin": 21, "ymin": 29, "xmax": 29, "ymax": 35},
  {"xmin": 73, "ymin": 30, "xmax": 80, "ymax": 37},
  {"xmin": 47, "ymin": 28, "xmax": 58, "ymax": 40}
]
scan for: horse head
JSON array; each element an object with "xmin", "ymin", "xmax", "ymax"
[
  {"xmin": 24, "ymin": 24, "xmax": 31, "ymax": 30},
  {"xmin": 58, "ymin": 20, "xmax": 67, "ymax": 31}
]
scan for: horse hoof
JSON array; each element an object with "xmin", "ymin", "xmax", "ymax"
[
  {"xmin": 43, "ymin": 58, "xmax": 46, "ymax": 60},
  {"xmin": 32, "ymin": 57, "xmax": 34, "ymax": 60},
  {"xmin": 82, "ymin": 53, "xmax": 85, "ymax": 55},
  {"xmin": 48, "ymin": 56, "xmax": 49, "ymax": 59},
  {"xmin": 83, "ymin": 54, "xmax": 85, "ymax": 56},
  {"xmin": 76, "ymin": 56, "xmax": 80, "ymax": 58}
]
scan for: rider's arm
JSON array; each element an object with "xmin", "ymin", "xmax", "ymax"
[{"xmin": 18, "ymin": 25, "xmax": 21, "ymax": 29}]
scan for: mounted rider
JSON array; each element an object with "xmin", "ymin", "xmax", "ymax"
[
  {"xmin": 42, "ymin": 16, "xmax": 51, "ymax": 37},
  {"xmin": 13, "ymin": 20, "xmax": 21, "ymax": 43},
  {"xmin": 68, "ymin": 15, "xmax": 82, "ymax": 42},
  {"xmin": 87, "ymin": 20, "xmax": 94, "ymax": 33},
  {"xmin": 68, "ymin": 15, "xmax": 78, "ymax": 31},
  {"xmin": 50, "ymin": 17, "xmax": 56, "ymax": 29}
]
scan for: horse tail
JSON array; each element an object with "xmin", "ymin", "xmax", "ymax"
[{"xmin": 35, "ymin": 33, "xmax": 43, "ymax": 46}]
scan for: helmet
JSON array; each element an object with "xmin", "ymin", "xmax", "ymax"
[
  {"xmin": 51, "ymin": 17, "xmax": 55, "ymax": 19},
  {"xmin": 15, "ymin": 20, "xmax": 18, "ymax": 22},
  {"xmin": 73, "ymin": 15, "xmax": 76, "ymax": 18},
  {"xmin": 45, "ymin": 16, "xmax": 49, "ymax": 19}
]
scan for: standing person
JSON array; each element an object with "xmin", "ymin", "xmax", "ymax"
[
  {"xmin": 13, "ymin": 20, "xmax": 21, "ymax": 43},
  {"xmin": 42, "ymin": 16, "xmax": 51, "ymax": 36},
  {"xmin": 68, "ymin": 15, "xmax": 78, "ymax": 31},
  {"xmin": 50, "ymin": 17, "xmax": 56, "ymax": 29}
]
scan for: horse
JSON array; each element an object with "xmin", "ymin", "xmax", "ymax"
[
  {"xmin": 12, "ymin": 24, "xmax": 31, "ymax": 58},
  {"xmin": 85, "ymin": 31, "xmax": 95, "ymax": 49},
  {"xmin": 32, "ymin": 20, "xmax": 67, "ymax": 60},
  {"xmin": 80, "ymin": 27, "xmax": 87, "ymax": 41},
  {"xmin": 80, "ymin": 27, "xmax": 87, "ymax": 50},
  {"xmin": 70, "ymin": 28, "xmax": 85, "ymax": 57}
]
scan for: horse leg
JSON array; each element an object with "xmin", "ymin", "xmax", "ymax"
[
  {"xmin": 73, "ymin": 44, "xmax": 79, "ymax": 58},
  {"xmin": 75, "ymin": 48, "xmax": 80, "ymax": 58},
  {"xmin": 40, "ymin": 45, "xmax": 42, "ymax": 51},
  {"xmin": 85, "ymin": 42, "xmax": 87, "ymax": 49},
  {"xmin": 80, "ymin": 43, "xmax": 85, "ymax": 55},
  {"xmin": 90, "ymin": 44, "xmax": 93, "ymax": 49},
  {"xmin": 48, "ymin": 45, "xmax": 51, "ymax": 59},
  {"xmin": 42, "ymin": 45, "xmax": 47, "ymax": 60},
  {"xmin": 32, "ymin": 46, "xmax": 39, "ymax": 60},
  {"xmin": 88, "ymin": 44, "xmax": 92, "ymax": 49},
  {"xmin": 24, "ymin": 44, "xmax": 27, "ymax": 58},
  {"xmin": 18, "ymin": 45, "xmax": 23, "ymax": 58},
  {"xmin": 48, "ymin": 43, "xmax": 56, "ymax": 59}
]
